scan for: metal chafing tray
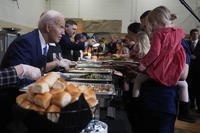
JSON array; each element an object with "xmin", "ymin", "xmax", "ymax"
[
  {"xmin": 70, "ymin": 82, "xmax": 116, "ymax": 95},
  {"xmin": 71, "ymin": 82, "xmax": 116, "ymax": 109},
  {"xmin": 77, "ymin": 60, "xmax": 103, "ymax": 65},
  {"xmin": 76, "ymin": 63, "xmax": 103, "ymax": 68},
  {"xmin": 62, "ymin": 73, "xmax": 112, "ymax": 83},
  {"xmin": 68, "ymin": 68, "xmax": 112, "ymax": 74}
]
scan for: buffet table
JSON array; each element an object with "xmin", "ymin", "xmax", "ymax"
[{"xmin": 16, "ymin": 58, "xmax": 135, "ymax": 133}]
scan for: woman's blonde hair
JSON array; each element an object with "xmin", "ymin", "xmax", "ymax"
[{"xmin": 147, "ymin": 6, "xmax": 172, "ymax": 30}]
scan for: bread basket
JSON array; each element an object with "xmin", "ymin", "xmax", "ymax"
[{"xmin": 14, "ymin": 94, "xmax": 93, "ymax": 133}]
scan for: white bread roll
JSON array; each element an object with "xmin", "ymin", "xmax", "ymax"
[
  {"xmin": 83, "ymin": 88, "xmax": 97, "ymax": 100},
  {"xmin": 33, "ymin": 92, "xmax": 52, "ymax": 109},
  {"xmin": 47, "ymin": 104, "xmax": 61, "ymax": 112},
  {"xmin": 16, "ymin": 93, "xmax": 27, "ymax": 105},
  {"xmin": 52, "ymin": 91, "xmax": 71, "ymax": 107},
  {"xmin": 52, "ymin": 78, "xmax": 66, "ymax": 90},
  {"xmin": 20, "ymin": 100, "xmax": 32, "ymax": 109},
  {"xmin": 30, "ymin": 104, "xmax": 46, "ymax": 112},
  {"xmin": 26, "ymin": 87, "xmax": 35, "ymax": 102},
  {"xmin": 57, "ymin": 78, "xmax": 69, "ymax": 86},
  {"xmin": 43, "ymin": 72, "xmax": 60, "ymax": 87},
  {"xmin": 86, "ymin": 98, "xmax": 98, "ymax": 107},
  {"xmin": 32, "ymin": 80, "xmax": 50, "ymax": 94},
  {"xmin": 79, "ymin": 85, "xmax": 88, "ymax": 93},
  {"xmin": 50, "ymin": 87, "xmax": 64, "ymax": 95},
  {"xmin": 64, "ymin": 83, "xmax": 81, "ymax": 103}
]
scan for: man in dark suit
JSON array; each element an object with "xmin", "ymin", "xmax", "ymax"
[
  {"xmin": 1, "ymin": 10, "xmax": 66, "ymax": 86},
  {"xmin": 59, "ymin": 19, "xmax": 85, "ymax": 60},
  {"xmin": 59, "ymin": 19, "xmax": 96, "ymax": 60},
  {"xmin": 0, "ymin": 10, "xmax": 66, "ymax": 132},
  {"xmin": 187, "ymin": 28, "xmax": 200, "ymax": 112}
]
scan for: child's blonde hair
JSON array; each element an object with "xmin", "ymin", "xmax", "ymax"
[
  {"xmin": 147, "ymin": 6, "xmax": 173, "ymax": 31},
  {"xmin": 133, "ymin": 31, "xmax": 151, "ymax": 60},
  {"xmin": 137, "ymin": 32, "xmax": 150, "ymax": 57}
]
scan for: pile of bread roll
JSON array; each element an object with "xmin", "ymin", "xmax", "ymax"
[{"xmin": 16, "ymin": 72, "xmax": 97, "ymax": 113}]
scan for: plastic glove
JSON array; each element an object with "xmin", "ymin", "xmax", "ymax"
[
  {"xmin": 58, "ymin": 59, "xmax": 70, "ymax": 71},
  {"xmin": 88, "ymin": 38, "xmax": 97, "ymax": 46},
  {"xmin": 21, "ymin": 64, "xmax": 41, "ymax": 80}
]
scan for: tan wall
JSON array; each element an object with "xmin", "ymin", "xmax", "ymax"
[
  {"xmin": 0, "ymin": 18, "xmax": 122, "ymax": 35},
  {"xmin": 83, "ymin": 20, "xmax": 122, "ymax": 33}
]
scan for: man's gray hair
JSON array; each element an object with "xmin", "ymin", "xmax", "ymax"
[{"xmin": 38, "ymin": 10, "xmax": 64, "ymax": 31}]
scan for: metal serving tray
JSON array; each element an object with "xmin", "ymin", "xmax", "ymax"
[
  {"xmin": 60, "ymin": 73, "xmax": 88, "ymax": 79},
  {"xmin": 68, "ymin": 68, "xmax": 112, "ymax": 74},
  {"xmin": 70, "ymin": 82, "xmax": 116, "ymax": 95},
  {"xmin": 76, "ymin": 63, "xmax": 103, "ymax": 68},
  {"xmin": 77, "ymin": 60, "xmax": 103, "ymax": 65},
  {"xmin": 64, "ymin": 73, "xmax": 112, "ymax": 82}
]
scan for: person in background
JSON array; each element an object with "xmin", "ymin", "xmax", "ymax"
[
  {"xmin": 98, "ymin": 37, "xmax": 106, "ymax": 53},
  {"xmin": 59, "ymin": 19, "xmax": 95, "ymax": 60},
  {"xmin": 130, "ymin": 31, "xmax": 150, "ymax": 97},
  {"xmin": 0, "ymin": 10, "xmax": 66, "ymax": 86},
  {"xmin": 46, "ymin": 43, "xmax": 74, "ymax": 72},
  {"xmin": 139, "ymin": 8, "xmax": 195, "ymax": 123},
  {"xmin": 115, "ymin": 41, "xmax": 124, "ymax": 55},
  {"xmin": 122, "ymin": 22, "xmax": 142, "ymax": 92},
  {"xmin": 187, "ymin": 28, "xmax": 200, "ymax": 113},
  {"xmin": 124, "ymin": 22, "xmax": 142, "ymax": 74},
  {"xmin": 136, "ymin": 6, "xmax": 190, "ymax": 132},
  {"xmin": 129, "ymin": 32, "xmax": 150, "ymax": 61},
  {"xmin": 106, "ymin": 35, "xmax": 117, "ymax": 55},
  {"xmin": 117, "ymin": 22, "xmax": 142, "ymax": 133},
  {"xmin": 46, "ymin": 43, "xmax": 62, "ymax": 65},
  {"xmin": 140, "ymin": 10, "xmax": 151, "ymax": 32},
  {"xmin": 127, "ymin": 23, "xmax": 141, "ymax": 46},
  {"xmin": 72, "ymin": 33, "xmax": 88, "ymax": 61},
  {"xmin": 0, "ymin": 64, "xmax": 40, "ymax": 132},
  {"xmin": 123, "ymin": 34, "xmax": 135, "ymax": 53}
]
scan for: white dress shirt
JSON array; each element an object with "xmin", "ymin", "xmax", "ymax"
[{"xmin": 39, "ymin": 30, "xmax": 49, "ymax": 55}]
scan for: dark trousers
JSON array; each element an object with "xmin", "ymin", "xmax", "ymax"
[
  {"xmin": 0, "ymin": 93, "xmax": 15, "ymax": 132},
  {"xmin": 137, "ymin": 111, "xmax": 176, "ymax": 133},
  {"xmin": 187, "ymin": 62, "xmax": 200, "ymax": 110},
  {"xmin": 0, "ymin": 86, "xmax": 22, "ymax": 133},
  {"xmin": 127, "ymin": 80, "xmax": 178, "ymax": 133}
]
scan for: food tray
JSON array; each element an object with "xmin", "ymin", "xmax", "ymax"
[
  {"xmin": 77, "ymin": 60, "xmax": 103, "ymax": 65},
  {"xmin": 65, "ymin": 73, "xmax": 112, "ymax": 82},
  {"xmin": 76, "ymin": 63, "xmax": 103, "ymax": 68},
  {"xmin": 104, "ymin": 60, "xmax": 139, "ymax": 66},
  {"xmin": 60, "ymin": 73, "xmax": 88, "ymax": 79},
  {"xmin": 110, "ymin": 60, "xmax": 139, "ymax": 64},
  {"xmin": 70, "ymin": 82, "xmax": 116, "ymax": 95},
  {"xmin": 68, "ymin": 68, "xmax": 112, "ymax": 73}
]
